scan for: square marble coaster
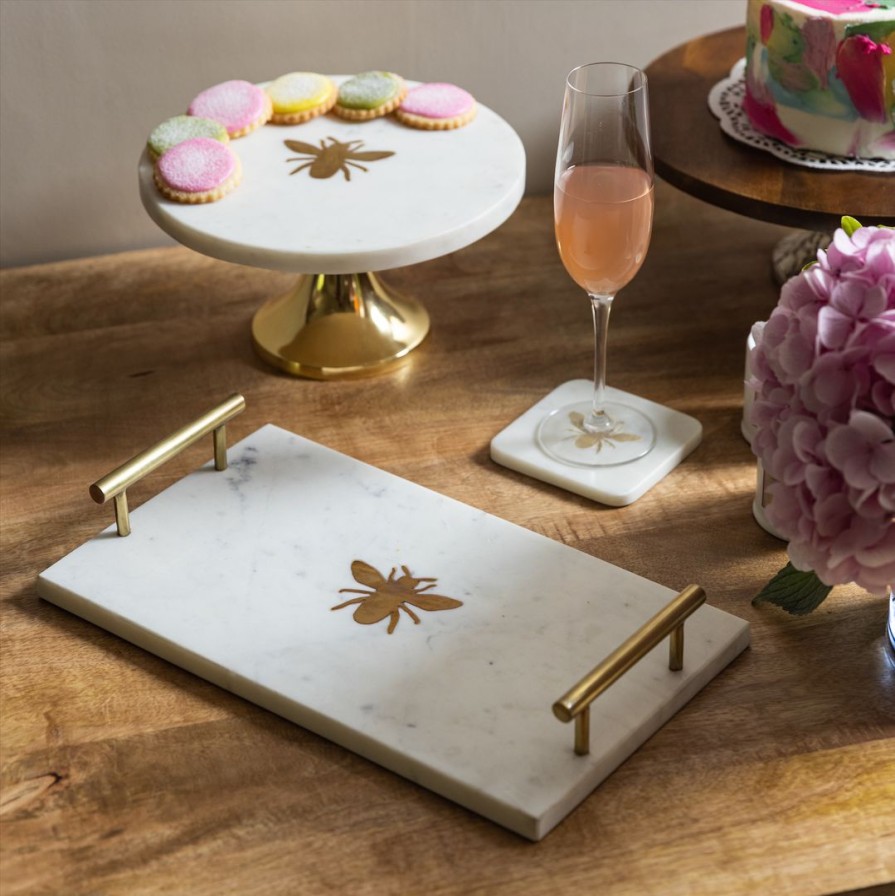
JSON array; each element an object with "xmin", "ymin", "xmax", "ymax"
[
  {"xmin": 490, "ymin": 381, "xmax": 703, "ymax": 506},
  {"xmin": 37, "ymin": 424, "xmax": 746, "ymax": 840}
]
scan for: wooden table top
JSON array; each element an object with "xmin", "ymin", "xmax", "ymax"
[
  {"xmin": 646, "ymin": 27, "xmax": 894, "ymax": 232},
  {"xmin": 2, "ymin": 184, "xmax": 893, "ymax": 895}
]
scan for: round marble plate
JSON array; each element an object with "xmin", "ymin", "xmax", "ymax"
[{"xmin": 140, "ymin": 78, "xmax": 527, "ymax": 274}]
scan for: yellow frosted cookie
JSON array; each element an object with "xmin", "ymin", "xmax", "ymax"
[
  {"xmin": 266, "ymin": 72, "xmax": 337, "ymax": 124},
  {"xmin": 333, "ymin": 71, "xmax": 407, "ymax": 121}
]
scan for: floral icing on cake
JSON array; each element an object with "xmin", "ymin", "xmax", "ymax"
[{"xmin": 744, "ymin": 0, "xmax": 895, "ymax": 159}]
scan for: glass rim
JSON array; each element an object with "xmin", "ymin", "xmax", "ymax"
[{"xmin": 565, "ymin": 61, "xmax": 648, "ymax": 98}]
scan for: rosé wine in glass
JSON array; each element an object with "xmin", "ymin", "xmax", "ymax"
[
  {"xmin": 554, "ymin": 164, "xmax": 654, "ymax": 296},
  {"xmin": 537, "ymin": 62, "xmax": 657, "ymax": 468}
]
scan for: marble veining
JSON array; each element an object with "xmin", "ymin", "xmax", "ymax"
[{"xmin": 37, "ymin": 424, "xmax": 749, "ymax": 840}]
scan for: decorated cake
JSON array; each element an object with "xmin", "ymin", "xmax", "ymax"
[{"xmin": 744, "ymin": 0, "xmax": 895, "ymax": 159}]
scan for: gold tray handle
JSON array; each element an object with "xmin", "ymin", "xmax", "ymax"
[
  {"xmin": 89, "ymin": 393, "xmax": 246, "ymax": 537},
  {"xmin": 553, "ymin": 585, "xmax": 706, "ymax": 756}
]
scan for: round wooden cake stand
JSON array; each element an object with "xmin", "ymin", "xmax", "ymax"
[
  {"xmin": 645, "ymin": 28, "xmax": 891, "ymax": 242},
  {"xmin": 140, "ymin": 83, "xmax": 525, "ymax": 379}
]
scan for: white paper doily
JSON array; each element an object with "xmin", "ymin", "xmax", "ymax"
[{"xmin": 708, "ymin": 59, "xmax": 895, "ymax": 173}]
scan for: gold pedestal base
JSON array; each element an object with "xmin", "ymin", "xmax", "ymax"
[{"xmin": 251, "ymin": 272, "xmax": 430, "ymax": 379}]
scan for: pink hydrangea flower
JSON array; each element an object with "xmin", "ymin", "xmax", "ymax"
[{"xmin": 748, "ymin": 222, "xmax": 895, "ymax": 596}]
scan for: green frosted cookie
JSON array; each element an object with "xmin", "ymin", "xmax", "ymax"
[
  {"xmin": 334, "ymin": 71, "xmax": 406, "ymax": 119},
  {"xmin": 147, "ymin": 115, "xmax": 230, "ymax": 158}
]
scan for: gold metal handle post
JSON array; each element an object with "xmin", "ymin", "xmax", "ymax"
[
  {"xmin": 553, "ymin": 585, "xmax": 706, "ymax": 756},
  {"xmin": 89, "ymin": 393, "xmax": 246, "ymax": 537}
]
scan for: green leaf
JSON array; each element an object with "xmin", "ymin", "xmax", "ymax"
[
  {"xmin": 841, "ymin": 215, "xmax": 862, "ymax": 237},
  {"xmin": 752, "ymin": 563, "xmax": 833, "ymax": 615}
]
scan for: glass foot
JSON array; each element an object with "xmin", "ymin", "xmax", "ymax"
[{"xmin": 536, "ymin": 400, "xmax": 656, "ymax": 467}]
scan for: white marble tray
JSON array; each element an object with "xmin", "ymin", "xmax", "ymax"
[
  {"xmin": 37, "ymin": 425, "xmax": 749, "ymax": 840},
  {"xmin": 139, "ymin": 78, "xmax": 526, "ymax": 273}
]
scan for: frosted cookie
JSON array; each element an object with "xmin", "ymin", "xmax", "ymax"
[
  {"xmin": 147, "ymin": 115, "xmax": 229, "ymax": 159},
  {"xmin": 265, "ymin": 72, "xmax": 336, "ymax": 124},
  {"xmin": 395, "ymin": 82, "xmax": 477, "ymax": 130},
  {"xmin": 334, "ymin": 71, "xmax": 407, "ymax": 121},
  {"xmin": 187, "ymin": 80, "xmax": 272, "ymax": 138},
  {"xmin": 153, "ymin": 137, "xmax": 242, "ymax": 204}
]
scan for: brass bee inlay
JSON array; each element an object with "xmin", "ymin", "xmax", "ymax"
[
  {"xmin": 332, "ymin": 560, "xmax": 463, "ymax": 634},
  {"xmin": 285, "ymin": 138, "xmax": 395, "ymax": 181},
  {"xmin": 566, "ymin": 411, "xmax": 642, "ymax": 453},
  {"xmin": 569, "ymin": 411, "xmax": 640, "ymax": 454}
]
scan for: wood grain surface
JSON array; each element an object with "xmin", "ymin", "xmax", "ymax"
[
  {"xmin": 646, "ymin": 28, "xmax": 895, "ymax": 231},
  {"xmin": 2, "ymin": 185, "xmax": 893, "ymax": 896}
]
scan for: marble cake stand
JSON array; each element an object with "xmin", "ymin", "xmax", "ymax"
[{"xmin": 139, "ymin": 81, "xmax": 526, "ymax": 379}]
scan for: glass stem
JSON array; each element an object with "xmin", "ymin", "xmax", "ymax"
[{"xmin": 588, "ymin": 293, "xmax": 615, "ymax": 432}]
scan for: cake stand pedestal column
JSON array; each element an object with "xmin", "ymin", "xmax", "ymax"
[
  {"xmin": 769, "ymin": 231, "xmax": 831, "ymax": 285},
  {"xmin": 251, "ymin": 271, "xmax": 429, "ymax": 379}
]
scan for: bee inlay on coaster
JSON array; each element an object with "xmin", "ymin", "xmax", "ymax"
[
  {"xmin": 565, "ymin": 411, "xmax": 642, "ymax": 453},
  {"xmin": 284, "ymin": 138, "xmax": 395, "ymax": 181},
  {"xmin": 332, "ymin": 560, "xmax": 463, "ymax": 634}
]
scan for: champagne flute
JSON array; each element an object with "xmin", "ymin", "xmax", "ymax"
[{"xmin": 537, "ymin": 62, "xmax": 656, "ymax": 467}]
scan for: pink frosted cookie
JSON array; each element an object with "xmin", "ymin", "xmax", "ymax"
[
  {"xmin": 153, "ymin": 137, "xmax": 242, "ymax": 204},
  {"xmin": 187, "ymin": 79, "xmax": 272, "ymax": 138},
  {"xmin": 395, "ymin": 82, "xmax": 477, "ymax": 130}
]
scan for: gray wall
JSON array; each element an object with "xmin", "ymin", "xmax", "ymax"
[{"xmin": 0, "ymin": 0, "xmax": 743, "ymax": 267}]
